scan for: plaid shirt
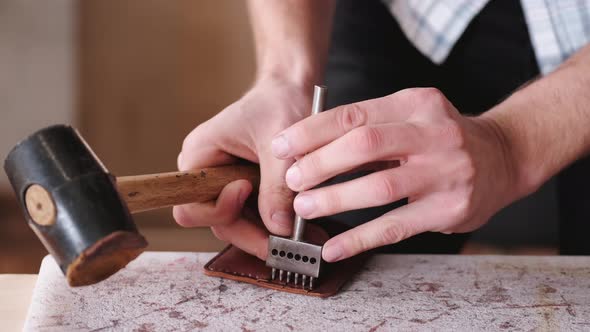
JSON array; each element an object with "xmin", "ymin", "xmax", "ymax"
[{"xmin": 383, "ymin": 0, "xmax": 590, "ymax": 74}]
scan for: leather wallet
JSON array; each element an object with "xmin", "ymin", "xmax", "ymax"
[{"xmin": 203, "ymin": 223, "xmax": 369, "ymax": 298}]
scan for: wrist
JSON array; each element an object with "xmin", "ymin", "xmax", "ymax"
[
  {"xmin": 252, "ymin": 67, "xmax": 320, "ymax": 104},
  {"xmin": 477, "ymin": 109, "xmax": 540, "ymax": 199},
  {"xmin": 256, "ymin": 66, "xmax": 321, "ymax": 89},
  {"xmin": 255, "ymin": 51, "xmax": 323, "ymax": 89}
]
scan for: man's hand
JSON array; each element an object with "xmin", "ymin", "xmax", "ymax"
[
  {"xmin": 273, "ymin": 88, "xmax": 524, "ymax": 262},
  {"xmin": 173, "ymin": 79, "xmax": 311, "ymax": 260}
]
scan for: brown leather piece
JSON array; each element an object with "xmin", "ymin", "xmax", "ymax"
[{"xmin": 204, "ymin": 223, "xmax": 369, "ymax": 298}]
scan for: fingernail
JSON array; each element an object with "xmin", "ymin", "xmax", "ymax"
[
  {"xmin": 271, "ymin": 135, "xmax": 290, "ymax": 158},
  {"xmin": 285, "ymin": 165, "xmax": 302, "ymax": 188},
  {"xmin": 323, "ymin": 243, "xmax": 343, "ymax": 262},
  {"xmin": 271, "ymin": 211, "xmax": 293, "ymax": 229},
  {"xmin": 294, "ymin": 195, "xmax": 315, "ymax": 217}
]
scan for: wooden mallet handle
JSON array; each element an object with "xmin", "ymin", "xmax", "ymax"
[{"xmin": 116, "ymin": 164, "xmax": 260, "ymax": 213}]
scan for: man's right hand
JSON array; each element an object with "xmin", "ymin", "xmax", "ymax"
[{"xmin": 172, "ymin": 78, "xmax": 311, "ymax": 260}]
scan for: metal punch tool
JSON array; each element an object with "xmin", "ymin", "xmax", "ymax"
[{"xmin": 266, "ymin": 85, "xmax": 327, "ymax": 290}]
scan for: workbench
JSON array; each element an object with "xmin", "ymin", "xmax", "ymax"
[{"xmin": 8, "ymin": 252, "xmax": 590, "ymax": 331}]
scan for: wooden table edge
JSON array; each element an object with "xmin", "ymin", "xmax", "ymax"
[{"xmin": 0, "ymin": 274, "xmax": 38, "ymax": 332}]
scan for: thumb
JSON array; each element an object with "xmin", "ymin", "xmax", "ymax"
[{"xmin": 257, "ymin": 149, "xmax": 295, "ymax": 236}]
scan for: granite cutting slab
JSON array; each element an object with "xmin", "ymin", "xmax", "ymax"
[{"xmin": 24, "ymin": 252, "xmax": 590, "ymax": 331}]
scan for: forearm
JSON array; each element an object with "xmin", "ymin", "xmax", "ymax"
[
  {"xmin": 482, "ymin": 44, "xmax": 590, "ymax": 196},
  {"xmin": 247, "ymin": 0, "xmax": 335, "ymax": 86}
]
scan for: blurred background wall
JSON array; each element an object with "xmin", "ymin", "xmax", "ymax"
[
  {"xmin": 78, "ymin": 0, "xmax": 255, "ymax": 177},
  {"xmin": 1, "ymin": 0, "xmax": 255, "ymax": 272},
  {"xmin": 0, "ymin": 0, "xmax": 75, "ymax": 190},
  {"xmin": 77, "ymin": 1, "xmax": 256, "ymax": 253}
]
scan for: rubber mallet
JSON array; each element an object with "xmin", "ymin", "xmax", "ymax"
[{"xmin": 3, "ymin": 125, "xmax": 259, "ymax": 286}]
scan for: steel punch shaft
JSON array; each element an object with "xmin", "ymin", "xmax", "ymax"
[{"xmin": 291, "ymin": 85, "xmax": 327, "ymax": 242}]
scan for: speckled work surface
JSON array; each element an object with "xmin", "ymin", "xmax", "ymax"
[{"xmin": 25, "ymin": 252, "xmax": 590, "ymax": 331}]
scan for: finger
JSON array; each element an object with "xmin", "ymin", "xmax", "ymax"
[
  {"xmin": 286, "ymin": 123, "xmax": 425, "ymax": 191},
  {"xmin": 178, "ymin": 123, "xmax": 239, "ymax": 171},
  {"xmin": 293, "ymin": 164, "xmax": 430, "ymax": 219},
  {"xmin": 211, "ymin": 218, "xmax": 269, "ymax": 260},
  {"xmin": 172, "ymin": 179, "xmax": 252, "ymax": 227},
  {"xmin": 256, "ymin": 150, "xmax": 295, "ymax": 236},
  {"xmin": 271, "ymin": 92, "xmax": 415, "ymax": 159},
  {"xmin": 321, "ymin": 197, "xmax": 448, "ymax": 262},
  {"xmin": 178, "ymin": 147, "xmax": 237, "ymax": 171}
]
